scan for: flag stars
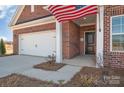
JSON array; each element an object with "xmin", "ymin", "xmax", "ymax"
[{"xmin": 75, "ymin": 5, "xmax": 86, "ymax": 9}]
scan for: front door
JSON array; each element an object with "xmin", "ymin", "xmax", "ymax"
[{"xmin": 85, "ymin": 32, "xmax": 95, "ymax": 54}]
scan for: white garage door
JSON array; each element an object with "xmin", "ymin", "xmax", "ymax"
[{"xmin": 19, "ymin": 31, "xmax": 56, "ymax": 57}]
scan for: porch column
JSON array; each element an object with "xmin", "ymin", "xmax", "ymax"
[
  {"xmin": 56, "ymin": 21, "xmax": 63, "ymax": 63},
  {"xmin": 96, "ymin": 6, "xmax": 104, "ymax": 67}
]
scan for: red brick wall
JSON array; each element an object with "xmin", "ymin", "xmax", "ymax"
[
  {"xmin": 13, "ymin": 33, "xmax": 19, "ymax": 54},
  {"xmin": 16, "ymin": 5, "xmax": 50, "ymax": 24},
  {"xmin": 104, "ymin": 5, "xmax": 124, "ymax": 69},
  {"xmin": 62, "ymin": 22, "xmax": 70, "ymax": 59},
  {"xmin": 68, "ymin": 21, "xmax": 80, "ymax": 58},
  {"xmin": 80, "ymin": 25, "xmax": 96, "ymax": 55},
  {"xmin": 80, "ymin": 25, "xmax": 96, "ymax": 31},
  {"xmin": 62, "ymin": 21, "xmax": 80, "ymax": 59},
  {"xmin": 14, "ymin": 23, "xmax": 55, "ymax": 34}
]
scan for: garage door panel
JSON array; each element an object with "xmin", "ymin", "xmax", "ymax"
[
  {"xmin": 19, "ymin": 34, "xmax": 35, "ymax": 55},
  {"xmin": 19, "ymin": 31, "xmax": 56, "ymax": 57}
]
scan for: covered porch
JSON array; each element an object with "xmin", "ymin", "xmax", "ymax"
[
  {"xmin": 62, "ymin": 14, "xmax": 97, "ymax": 67},
  {"xmin": 56, "ymin": 6, "xmax": 104, "ymax": 67}
]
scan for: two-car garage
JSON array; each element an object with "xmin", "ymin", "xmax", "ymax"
[{"xmin": 19, "ymin": 31, "xmax": 56, "ymax": 57}]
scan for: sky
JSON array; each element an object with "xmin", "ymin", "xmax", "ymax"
[{"xmin": 0, "ymin": 5, "xmax": 17, "ymax": 41}]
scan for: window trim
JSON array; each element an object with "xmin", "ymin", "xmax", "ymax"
[{"xmin": 110, "ymin": 14, "xmax": 124, "ymax": 52}]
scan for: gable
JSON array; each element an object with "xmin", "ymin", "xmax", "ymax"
[
  {"xmin": 9, "ymin": 5, "xmax": 25, "ymax": 26},
  {"xmin": 16, "ymin": 5, "xmax": 51, "ymax": 25}
]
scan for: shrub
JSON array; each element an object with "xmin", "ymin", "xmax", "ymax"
[
  {"xmin": 48, "ymin": 53, "xmax": 56, "ymax": 64},
  {"xmin": 0, "ymin": 39, "xmax": 6, "ymax": 55},
  {"xmin": 80, "ymin": 73, "xmax": 98, "ymax": 87}
]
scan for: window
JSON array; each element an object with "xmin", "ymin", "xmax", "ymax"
[{"xmin": 111, "ymin": 15, "xmax": 124, "ymax": 51}]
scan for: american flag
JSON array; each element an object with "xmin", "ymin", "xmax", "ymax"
[{"xmin": 48, "ymin": 5, "xmax": 98, "ymax": 22}]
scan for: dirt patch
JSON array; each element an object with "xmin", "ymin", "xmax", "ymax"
[
  {"xmin": 0, "ymin": 74, "xmax": 58, "ymax": 87},
  {"xmin": 34, "ymin": 61, "xmax": 65, "ymax": 71}
]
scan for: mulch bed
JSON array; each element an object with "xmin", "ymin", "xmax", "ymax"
[
  {"xmin": 0, "ymin": 74, "xmax": 58, "ymax": 87},
  {"xmin": 34, "ymin": 61, "xmax": 65, "ymax": 71}
]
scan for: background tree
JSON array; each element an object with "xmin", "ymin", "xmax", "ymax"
[{"xmin": 0, "ymin": 39, "xmax": 6, "ymax": 55}]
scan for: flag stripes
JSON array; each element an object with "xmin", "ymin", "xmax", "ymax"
[{"xmin": 48, "ymin": 5, "xmax": 97, "ymax": 22}]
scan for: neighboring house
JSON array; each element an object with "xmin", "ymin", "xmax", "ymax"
[
  {"xmin": 5, "ymin": 41, "xmax": 13, "ymax": 54},
  {"xmin": 9, "ymin": 5, "xmax": 124, "ymax": 69}
]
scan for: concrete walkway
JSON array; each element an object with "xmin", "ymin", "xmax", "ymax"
[
  {"xmin": 17, "ymin": 65, "xmax": 81, "ymax": 84},
  {"xmin": 63, "ymin": 55, "xmax": 96, "ymax": 67},
  {"xmin": 0, "ymin": 55, "xmax": 81, "ymax": 84}
]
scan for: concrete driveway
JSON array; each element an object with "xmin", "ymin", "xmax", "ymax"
[
  {"xmin": 0, "ymin": 55, "xmax": 81, "ymax": 84},
  {"xmin": 0, "ymin": 55, "xmax": 46, "ymax": 78}
]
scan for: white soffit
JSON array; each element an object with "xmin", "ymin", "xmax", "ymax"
[{"xmin": 73, "ymin": 14, "xmax": 96, "ymax": 26}]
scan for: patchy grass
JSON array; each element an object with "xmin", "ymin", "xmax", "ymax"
[{"xmin": 34, "ymin": 61, "xmax": 65, "ymax": 71}]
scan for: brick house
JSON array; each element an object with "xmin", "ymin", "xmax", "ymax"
[{"xmin": 9, "ymin": 5, "xmax": 124, "ymax": 69}]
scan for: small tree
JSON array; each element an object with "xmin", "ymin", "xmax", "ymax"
[{"xmin": 0, "ymin": 39, "xmax": 6, "ymax": 55}]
